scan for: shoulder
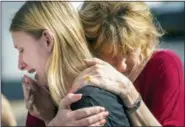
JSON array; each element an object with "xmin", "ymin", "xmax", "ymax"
[
  {"xmin": 150, "ymin": 49, "xmax": 182, "ymax": 67},
  {"xmin": 71, "ymin": 86, "xmax": 123, "ymax": 107},
  {"xmin": 71, "ymin": 86, "xmax": 131, "ymax": 126},
  {"xmin": 136, "ymin": 49, "xmax": 184, "ymax": 98},
  {"xmin": 138, "ymin": 49, "xmax": 184, "ymax": 95},
  {"xmin": 144, "ymin": 49, "xmax": 183, "ymax": 75}
]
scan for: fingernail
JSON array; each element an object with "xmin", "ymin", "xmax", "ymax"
[
  {"xmin": 100, "ymin": 107, "xmax": 105, "ymax": 111},
  {"xmin": 75, "ymin": 94, "xmax": 82, "ymax": 99},
  {"xmin": 100, "ymin": 119, "xmax": 106, "ymax": 125},
  {"xmin": 104, "ymin": 111, "xmax": 109, "ymax": 116}
]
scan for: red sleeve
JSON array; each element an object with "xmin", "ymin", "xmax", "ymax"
[
  {"xmin": 141, "ymin": 50, "xmax": 184, "ymax": 126},
  {"xmin": 26, "ymin": 112, "xmax": 46, "ymax": 127}
]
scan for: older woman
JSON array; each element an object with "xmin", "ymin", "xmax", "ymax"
[
  {"xmin": 72, "ymin": 1, "xmax": 184, "ymax": 126},
  {"xmin": 10, "ymin": 1, "xmax": 131, "ymax": 126}
]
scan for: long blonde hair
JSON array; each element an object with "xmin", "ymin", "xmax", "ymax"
[
  {"xmin": 10, "ymin": 1, "xmax": 92, "ymax": 105},
  {"xmin": 79, "ymin": 1, "xmax": 164, "ymax": 81}
]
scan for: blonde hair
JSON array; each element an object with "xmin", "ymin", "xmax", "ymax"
[
  {"xmin": 10, "ymin": 1, "xmax": 92, "ymax": 105},
  {"xmin": 79, "ymin": 2, "xmax": 164, "ymax": 61}
]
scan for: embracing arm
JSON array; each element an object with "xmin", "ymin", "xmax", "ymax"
[
  {"xmin": 120, "ymin": 88, "xmax": 161, "ymax": 126},
  {"xmin": 72, "ymin": 51, "xmax": 184, "ymax": 126}
]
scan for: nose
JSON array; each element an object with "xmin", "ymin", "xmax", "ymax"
[{"xmin": 18, "ymin": 54, "xmax": 27, "ymax": 70}]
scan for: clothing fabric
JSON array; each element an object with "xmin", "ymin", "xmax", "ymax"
[
  {"xmin": 26, "ymin": 49, "xmax": 184, "ymax": 126},
  {"xmin": 26, "ymin": 86, "xmax": 131, "ymax": 127},
  {"xmin": 71, "ymin": 86, "xmax": 131, "ymax": 127},
  {"xmin": 26, "ymin": 113, "xmax": 45, "ymax": 127},
  {"xmin": 134, "ymin": 50, "xmax": 184, "ymax": 126}
]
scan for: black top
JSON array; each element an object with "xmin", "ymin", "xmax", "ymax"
[{"xmin": 71, "ymin": 86, "xmax": 131, "ymax": 127}]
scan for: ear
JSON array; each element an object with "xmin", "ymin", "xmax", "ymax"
[{"xmin": 41, "ymin": 30, "xmax": 54, "ymax": 53}]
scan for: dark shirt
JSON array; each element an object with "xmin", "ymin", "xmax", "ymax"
[{"xmin": 71, "ymin": 86, "xmax": 131, "ymax": 127}]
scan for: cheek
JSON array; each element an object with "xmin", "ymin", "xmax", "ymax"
[
  {"xmin": 24, "ymin": 50, "xmax": 41, "ymax": 70},
  {"xmin": 126, "ymin": 56, "xmax": 139, "ymax": 72},
  {"xmin": 22, "ymin": 52, "xmax": 32, "ymax": 66}
]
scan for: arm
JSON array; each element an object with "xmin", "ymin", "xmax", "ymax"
[
  {"xmin": 121, "ymin": 90, "xmax": 161, "ymax": 126},
  {"xmin": 72, "ymin": 52, "xmax": 184, "ymax": 126},
  {"xmin": 23, "ymin": 76, "xmax": 108, "ymax": 126},
  {"xmin": 25, "ymin": 93, "xmax": 108, "ymax": 127}
]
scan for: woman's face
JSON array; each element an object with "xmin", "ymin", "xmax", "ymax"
[
  {"xmin": 99, "ymin": 48, "xmax": 141, "ymax": 78},
  {"xmin": 12, "ymin": 31, "xmax": 52, "ymax": 86}
]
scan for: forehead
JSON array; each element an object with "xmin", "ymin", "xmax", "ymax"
[
  {"xmin": 11, "ymin": 31, "xmax": 36, "ymax": 48},
  {"xmin": 94, "ymin": 43, "xmax": 123, "ymax": 58}
]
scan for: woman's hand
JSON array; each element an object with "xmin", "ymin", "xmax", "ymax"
[
  {"xmin": 22, "ymin": 75, "xmax": 56, "ymax": 124},
  {"xmin": 48, "ymin": 93, "xmax": 108, "ymax": 126},
  {"xmin": 23, "ymin": 75, "xmax": 108, "ymax": 126},
  {"xmin": 72, "ymin": 58, "xmax": 139, "ymax": 105}
]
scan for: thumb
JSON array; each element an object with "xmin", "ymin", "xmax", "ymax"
[
  {"xmin": 59, "ymin": 93, "xmax": 82, "ymax": 109},
  {"xmin": 84, "ymin": 58, "xmax": 105, "ymax": 67},
  {"xmin": 84, "ymin": 58, "xmax": 97, "ymax": 67}
]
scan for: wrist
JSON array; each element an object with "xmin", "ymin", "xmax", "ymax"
[
  {"xmin": 43, "ymin": 110, "xmax": 56, "ymax": 126},
  {"xmin": 124, "ymin": 94, "xmax": 142, "ymax": 114},
  {"xmin": 46, "ymin": 118, "xmax": 56, "ymax": 126},
  {"xmin": 120, "ymin": 85, "xmax": 140, "ymax": 107}
]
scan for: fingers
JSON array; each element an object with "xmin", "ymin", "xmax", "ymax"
[
  {"xmin": 90, "ymin": 119, "xmax": 106, "ymax": 126},
  {"xmin": 24, "ymin": 75, "xmax": 39, "ymax": 92},
  {"xmin": 25, "ymin": 94, "xmax": 34, "ymax": 111},
  {"xmin": 72, "ymin": 64, "xmax": 102, "ymax": 88},
  {"xmin": 71, "ymin": 106, "xmax": 107, "ymax": 120},
  {"xmin": 84, "ymin": 58, "xmax": 106, "ymax": 67},
  {"xmin": 22, "ymin": 83, "xmax": 31, "ymax": 101},
  {"xmin": 59, "ymin": 93, "xmax": 82, "ymax": 109},
  {"xmin": 74, "ymin": 110, "xmax": 109, "ymax": 126},
  {"xmin": 22, "ymin": 75, "xmax": 36, "ymax": 111}
]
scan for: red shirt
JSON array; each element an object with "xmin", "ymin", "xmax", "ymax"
[
  {"xmin": 134, "ymin": 50, "xmax": 184, "ymax": 126},
  {"xmin": 26, "ymin": 50, "xmax": 184, "ymax": 126}
]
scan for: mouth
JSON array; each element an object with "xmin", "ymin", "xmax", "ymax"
[{"xmin": 27, "ymin": 69, "xmax": 37, "ymax": 81}]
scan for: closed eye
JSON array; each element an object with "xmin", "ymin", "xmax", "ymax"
[{"xmin": 19, "ymin": 48, "xmax": 24, "ymax": 53}]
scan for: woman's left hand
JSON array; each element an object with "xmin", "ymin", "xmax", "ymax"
[{"xmin": 72, "ymin": 58, "xmax": 138, "ymax": 101}]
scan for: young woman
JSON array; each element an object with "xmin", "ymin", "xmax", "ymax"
[{"xmin": 10, "ymin": 1, "xmax": 131, "ymax": 126}]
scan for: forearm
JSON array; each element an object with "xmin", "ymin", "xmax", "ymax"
[
  {"xmin": 44, "ymin": 115, "xmax": 56, "ymax": 126},
  {"xmin": 46, "ymin": 120, "xmax": 56, "ymax": 126},
  {"xmin": 121, "ymin": 88, "xmax": 161, "ymax": 126},
  {"xmin": 127, "ymin": 100, "xmax": 161, "ymax": 126}
]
